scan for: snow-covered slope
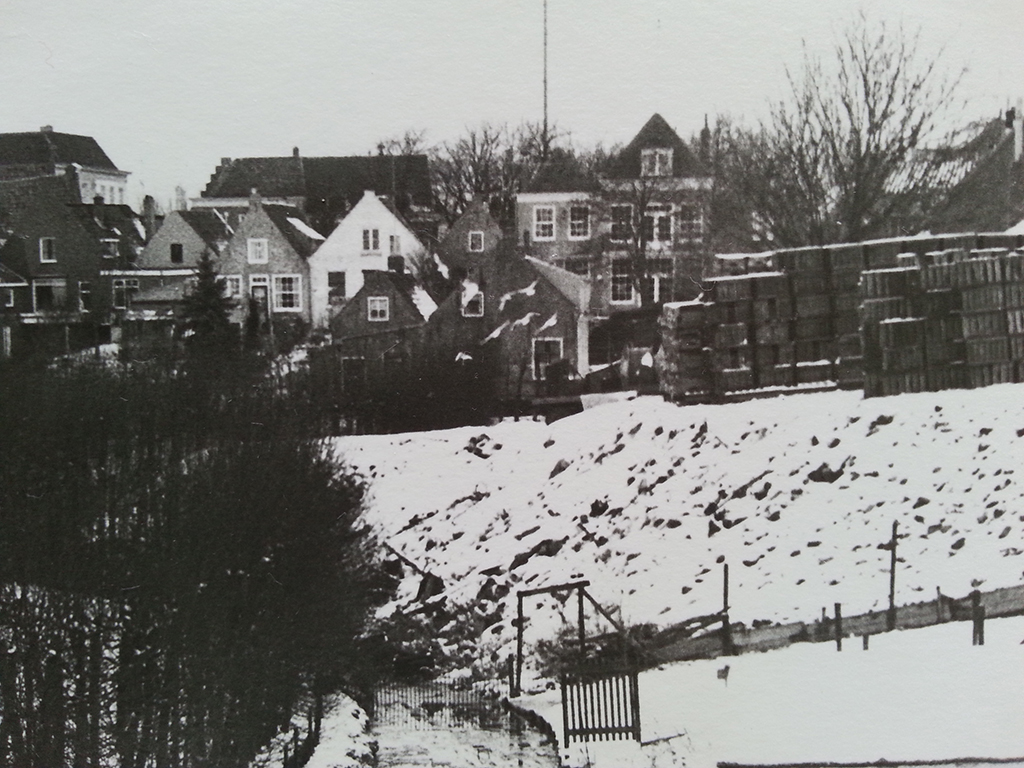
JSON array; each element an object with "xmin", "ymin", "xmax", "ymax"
[{"xmin": 329, "ymin": 385, "xmax": 1024, "ymax": 672}]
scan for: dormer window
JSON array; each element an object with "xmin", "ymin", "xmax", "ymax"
[
  {"xmin": 468, "ymin": 231, "xmax": 484, "ymax": 252},
  {"xmin": 39, "ymin": 237, "xmax": 56, "ymax": 264},
  {"xmin": 641, "ymin": 148, "xmax": 673, "ymax": 177},
  {"xmin": 101, "ymin": 239, "xmax": 119, "ymax": 259}
]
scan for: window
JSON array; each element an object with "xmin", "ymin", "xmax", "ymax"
[
  {"xmin": 462, "ymin": 292, "xmax": 484, "ymax": 317},
  {"xmin": 218, "ymin": 275, "xmax": 242, "ymax": 298},
  {"xmin": 328, "ymin": 271, "xmax": 346, "ymax": 298},
  {"xmin": 78, "ymin": 281, "xmax": 92, "ymax": 311},
  {"xmin": 569, "ymin": 206, "xmax": 590, "ymax": 239},
  {"xmin": 112, "ymin": 278, "xmax": 138, "ymax": 310},
  {"xmin": 273, "ymin": 275, "xmax": 302, "ymax": 311},
  {"xmin": 170, "ymin": 243, "xmax": 184, "ymax": 264},
  {"xmin": 39, "ymin": 237, "xmax": 56, "ymax": 263},
  {"xmin": 640, "ymin": 148, "xmax": 673, "ymax": 177},
  {"xmin": 678, "ymin": 203, "xmax": 704, "ymax": 243},
  {"xmin": 101, "ymin": 239, "xmax": 119, "ymax": 259},
  {"xmin": 642, "ymin": 204, "xmax": 672, "ymax": 243},
  {"xmin": 247, "ymin": 238, "xmax": 269, "ymax": 264},
  {"xmin": 362, "ymin": 229, "xmax": 380, "ymax": 252},
  {"xmin": 610, "ymin": 206, "xmax": 632, "ymax": 241},
  {"xmin": 249, "ymin": 274, "xmax": 270, "ymax": 301},
  {"xmin": 532, "ymin": 338, "xmax": 564, "ymax": 380},
  {"xmin": 3, "ymin": 289, "xmax": 13, "ymax": 308},
  {"xmin": 389, "ymin": 235, "xmax": 401, "ymax": 256},
  {"xmin": 611, "ymin": 259, "xmax": 634, "ymax": 303},
  {"xmin": 367, "ymin": 296, "xmax": 389, "ymax": 322},
  {"xmin": 533, "ymin": 206, "xmax": 555, "ymax": 241},
  {"xmin": 468, "ymin": 231, "xmax": 485, "ymax": 252}
]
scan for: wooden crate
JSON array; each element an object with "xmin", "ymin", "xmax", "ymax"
[
  {"xmin": 777, "ymin": 246, "xmax": 826, "ymax": 273},
  {"xmin": 834, "ymin": 311, "xmax": 860, "ymax": 336},
  {"xmin": 792, "ymin": 316, "xmax": 832, "ymax": 340},
  {"xmin": 827, "ymin": 244, "xmax": 866, "ymax": 272},
  {"xmin": 1002, "ymin": 252, "xmax": 1024, "ymax": 282},
  {"xmin": 749, "ymin": 272, "xmax": 791, "ymax": 299},
  {"xmin": 717, "ymin": 368, "xmax": 755, "ymax": 392},
  {"xmin": 925, "ymin": 337, "xmax": 965, "ymax": 366},
  {"xmin": 968, "ymin": 362, "xmax": 1014, "ymax": 388},
  {"xmin": 755, "ymin": 364, "xmax": 795, "ymax": 388},
  {"xmin": 927, "ymin": 364, "xmax": 967, "ymax": 392},
  {"xmin": 713, "ymin": 322, "xmax": 749, "ymax": 347},
  {"xmin": 837, "ymin": 332, "xmax": 862, "ymax": 358},
  {"xmin": 754, "ymin": 342, "xmax": 795, "ymax": 367},
  {"xmin": 795, "ymin": 339, "xmax": 836, "ymax": 362},
  {"xmin": 831, "ymin": 268, "xmax": 862, "ymax": 293},
  {"xmin": 962, "ymin": 284, "xmax": 1005, "ymax": 312},
  {"xmin": 879, "ymin": 317, "xmax": 925, "ymax": 347},
  {"xmin": 882, "ymin": 345, "xmax": 925, "ymax": 372},
  {"xmin": 1007, "ymin": 309, "xmax": 1024, "ymax": 336},
  {"xmin": 662, "ymin": 301, "xmax": 707, "ymax": 330},
  {"xmin": 708, "ymin": 300, "xmax": 753, "ymax": 325},
  {"xmin": 707, "ymin": 276, "xmax": 754, "ymax": 302},
  {"xmin": 862, "ymin": 297, "xmax": 911, "ymax": 323},
  {"xmin": 922, "ymin": 289, "xmax": 961, "ymax": 317},
  {"xmin": 862, "ymin": 268, "xmax": 921, "ymax": 299},
  {"xmin": 956, "ymin": 258, "xmax": 1002, "ymax": 286},
  {"xmin": 795, "ymin": 293, "xmax": 832, "ymax": 318},
  {"xmin": 753, "ymin": 297, "xmax": 794, "ymax": 324},
  {"xmin": 710, "ymin": 346, "xmax": 752, "ymax": 371},
  {"xmin": 1011, "ymin": 335, "xmax": 1024, "ymax": 361},
  {"xmin": 754, "ymin": 322, "xmax": 791, "ymax": 345},
  {"xmin": 923, "ymin": 263, "xmax": 955, "ymax": 290},
  {"xmin": 836, "ymin": 356, "xmax": 864, "ymax": 386},
  {"xmin": 795, "ymin": 360, "xmax": 834, "ymax": 384},
  {"xmin": 1005, "ymin": 283, "xmax": 1024, "ymax": 309},
  {"xmin": 960, "ymin": 310, "xmax": 1008, "ymax": 338},
  {"xmin": 862, "ymin": 240, "xmax": 903, "ymax": 269},
  {"xmin": 966, "ymin": 337, "xmax": 1010, "ymax": 365}
]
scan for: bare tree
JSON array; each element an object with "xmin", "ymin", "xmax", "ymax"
[{"xmin": 723, "ymin": 15, "xmax": 965, "ymax": 247}]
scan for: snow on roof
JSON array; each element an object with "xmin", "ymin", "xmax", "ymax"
[
  {"xmin": 409, "ymin": 285, "xmax": 437, "ymax": 321},
  {"xmin": 1005, "ymin": 218, "xmax": 1024, "ymax": 235},
  {"xmin": 287, "ymin": 216, "xmax": 325, "ymax": 241}
]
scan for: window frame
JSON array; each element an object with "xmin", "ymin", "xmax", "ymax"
[
  {"xmin": 677, "ymin": 202, "xmax": 704, "ymax": 243},
  {"xmin": 100, "ymin": 238, "xmax": 119, "ymax": 259},
  {"xmin": 170, "ymin": 242, "xmax": 184, "ymax": 264},
  {"xmin": 462, "ymin": 292, "xmax": 484, "ymax": 318},
  {"xmin": 327, "ymin": 271, "xmax": 346, "ymax": 298},
  {"xmin": 533, "ymin": 206, "xmax": 555, "ymax": 241},
  {"xmin": 468, "ymin": 230, "xmax": 485, "ymax": 252},
  {"xmin": 218, "ymin": 274, "xmax": 243, "ymax": 299},
  {"xmin": 111, "ymin": 278, "xmax": 139, "ymax": 310},
  {"xmin": 39, "ymin": 237, "xmax": 57, "ymax": 264},
  {"xmin": 246, "ymin": 237, "xmax": 269, "ymax": 264},
  {"xmin": 611, "ymin": 259, "xmax": 634, "ymax": 304},
  {"xmin": 642, "ymin": 203, "xmax": 673, "ymax": 244},
  {"xmin": 78, "ymin": 280, "xmax": 92, "ymax": 312},
  {"xmin": 362, "ymin": 229, "xmax": 380, "ymax": 253},
  {"xmin": 3, "ymin": 288, "xmax": 13, "ymax": 308},
  {"xmin": 640, "ymin": 148, "xmax": 673, "ymax": 177},
  {"xmin": 532, "ymin": 337, "xmax": 564, "ymax": 381},
  {"xmin": 568, "ymin": 205, "xmax": 590, "ymax": 240},
  {"xmin": 367, "ymin": 296, "xmax": 390, "ymax": 322},
  {"xmin": 610, "ymin": 205, "xmax": 632, "ymax": 242},
  {"xmin": 272, "ymin": 274, "xmax": 303, "ymax": 312}
]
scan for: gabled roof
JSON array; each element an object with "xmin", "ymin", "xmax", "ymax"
[
  {"xmin": 179, "ymin": 208, "xmax": 239, "ymax": 250},
  {"xmin": 605, "ymin": 113, "xmax": 707, "ymax": 179},
  {"xmin": 262, "ymin": 204, "xmax": 323, "ymax": 259},
  {"xmin": 0, "ymin": 263, "xmax": 28, "ymax": 286},
  {"xmin": 524, "ymin": 256, "xmax": 590, "ymax": 312},
  {"xmin": 0, "ymin": 173, "xmax": 80, "ymax": 226},
  {"xmin": 359, "ymin": 269, "xmax": 437, "ymax": 323},
  {"xmin": 0, "ymin": 129, "xmax": 120, "ymax": 171},
  {"xmin": 68, "ymin": 201, "xmax": 144, "ymax": 245},
  {"xmin": 524, "ymin": 151, "xmax": 601, "ymax": 193}
]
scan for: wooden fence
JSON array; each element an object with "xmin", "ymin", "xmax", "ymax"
[
  {"xmin": 373, "ymin": 682, "xmax": 500, "ymax": 730},
  {"xmin": 560, "ymin": 667, "xmax": 641, "ymax": 744}
]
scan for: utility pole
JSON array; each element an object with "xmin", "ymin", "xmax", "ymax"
[
  {"xmin": 887, "ymin": 520, "xmax": 898, "ymax": 631},
  {"xmin": 542, "ymin": 0, "xmax": 549, "ymax": 160}
]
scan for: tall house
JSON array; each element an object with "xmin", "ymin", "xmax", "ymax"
[
  {"xmin": 517, "ymin": 114, "xmax": 712, "ymax": 317},
  {"xmin": 0, "ymin": 126, "xmax": 130, "ymax": 205}
]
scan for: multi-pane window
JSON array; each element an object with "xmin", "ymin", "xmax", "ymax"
[
  {"xmin": 640, "ymin": 148, "xmax": 673, "ymax": 177},
  {"xmin": 367, "ymin": 296, "xmax": 389, "ymax": 322},
  {"xmin": 390, "ymin": 235, "xmax": 401, "ymax": 256},
  {"xmin": 39, "ymin": 237, "xmax": 56, "ymax": 263},
  {"xmin": 468, "ymin": 231, "xmax": 485, "ymax": 252},
  {"xmin": 569, "ymin": 206, "xmax": 590, "ymax": 239},
  {"xmin": 101, "ymin": 239, "xmax": 119, "ymax": 259},
  {"xmin": 611, "ymin": 259, "xmax": 634, "ymax": 303},
  {"xmin": 34, "ymin": 279, "xmax": 66, "ymax": 312},
  {"xmin": 78, "ymin": 281, "xmax": 92, "ymax": 311},
  {"xmin": 273, "ymin": 275, "xmax": 301, "ymax": 311},
  {"xmin": 532, "ymin": 338, "xmax": 564, "ymax": 380},
  {"xmin": 218, "ymin": 275, "xmax": 242, "ymax": 299},
  {"xmin": 328, "ymin": 271, "xmax": 346, "ymax": 298},
  {"xmin": 678, "ymin": 203, "xmax": 704, "ymax": 243},
  {"xmin": 533, "ymin": 206, "xmax": 555, "ymax": 240},
  {"xmin": 112, "ymin": 278, "xmax": 139, "ymax": 310},
  {"xmin": 462, "ymin": 292, "xmax": 484, "ymax": 317},
  {"xmin": 362, "ymin": 229, "xmax": 380, "ymax": 252},
  {"xmin": 642, "ymin": 204, "xmax": 673, "ymax": 244},
  {"xmin": 247, "ymin": 238, "xmax": 269, "ymax": 264},
  {"xmin": 610, "ymin": 206, "xmax": 632, "ymax": 241},
  {"xmin": 170, "ymin": 243, "xmax": 184, "ymax": 264}
]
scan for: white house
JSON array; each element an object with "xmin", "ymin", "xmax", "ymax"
[{"xmin": 308, "ymin": 190, "xmax": 426, "ymax": 329}]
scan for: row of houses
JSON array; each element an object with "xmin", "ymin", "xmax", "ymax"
[{"xmin": 3, "ymin": 107, "xmax": 1024, "ymax": 402}]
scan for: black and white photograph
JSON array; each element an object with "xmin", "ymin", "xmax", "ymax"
[{"xmin": 2, "ymin": 1, "xmax": 1023, "ymax": 766}]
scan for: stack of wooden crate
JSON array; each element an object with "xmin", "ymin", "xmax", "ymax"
[
  {"xmin": 707, "ymin": 275, "xmax": 755, "ymax": 393},
  {"xmin": 749, "ymin": 271, "xmax": 794, "ymax": 388},
  {"xmin": 777, "ymin": 247, "xmax": 834, "ymax": 386},
  {"xmin": 658, "ymin": 300, "xmax": 710, "ymax": 401},
  {"xmin": 861, "ymin": 264, "xmax": 926, "ymax": 397},
  {"xmin": 824, "ymin": 243, "xmax": 868, "ymax": 388}
]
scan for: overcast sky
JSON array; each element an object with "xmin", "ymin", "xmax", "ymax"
[{"xmin": 2, "ymin": 0, "xmax": 1022, "ymax": 209}]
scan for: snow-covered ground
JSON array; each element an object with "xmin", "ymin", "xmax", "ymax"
[
  {"xmin": 330, "ymin": 384, "xmax": 1024, "ymax": 678},
  {"xmin": 517, "ymin": 616, "xmax": 1024, "ymax": 768}
]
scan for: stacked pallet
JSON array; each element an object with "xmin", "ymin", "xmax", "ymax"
[
  {"xmin": 823, "ymin": 243, "xmax": 867, "ymax": 388},
  {"xmin": 706, "ymin": 275, "xmax": 755, "ymax": 394},
  {"xmin": 777, "ymin": 247, "xmax": 834, "ymax": 386},
  {"xmin": 861, "ymin": 265, "xmax": 927, "ymax": 397},
  {"xmin": 658, "ymin": 300, "xmax": 710, "ymax": 401}
]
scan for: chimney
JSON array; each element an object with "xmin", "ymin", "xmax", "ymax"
[
  {"xmin": 93, "ymin": 194, "xmax": 104, "ymax": 205},
  {"xmin": 1015, "ymin": 99, "xmax": 1023, "ymax": 162},
  {"xmin": 293, "ymin": 146, "xmax": 299, "ymax": 158},
  {"xmin": 142, "ymin": 195, "xmax": 157, "ymax": 240},
  {"xmin": 40, "ymin": 125, "xmax": 53, "ymax": 133},
  {"xmin": 249, "ymin": 187, "xmax": 262, "ymax": 212},
  {"xmin": 387, "ymin": 255, "xmax": 405, "ymax": 274},
  {"xmin": 220, "ymin": 157, "xmax": 231, "ymax": 166}
]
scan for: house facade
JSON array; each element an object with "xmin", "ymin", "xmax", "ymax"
[
  {"xmin": 308, "ymin": 190, "xmax": 425, "ymax": 330},
  {"xmin": 517, "ymin": 114, "xmax": 712, "ymax": 316}
]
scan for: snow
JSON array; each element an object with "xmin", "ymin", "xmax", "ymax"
[
  {"xmin": 410, "ymin": 285, "xmax": 438, "ymax": 321},
  {"xmin": 287, "ymin": 216, "xmax": 326, "ymax": 241},
  {"xmin": 517, "ymin": 617, "xmax": 1024, "ymax": 768},
  {"xmin": 1006, "ymin": 219, "xmax": 1024, "ymax": 235},
  {"xmin": 301, "ymin": 695, "xmax": 376, "ymax": 768}
]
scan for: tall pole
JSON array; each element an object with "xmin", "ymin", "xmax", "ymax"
[
  {"xmin": 543, "ymin": 0, "xmax": 549, "ymax": 160},
  {"xmin": 887, "ymin": 520, "xmax": 898, "ymax": 631}
]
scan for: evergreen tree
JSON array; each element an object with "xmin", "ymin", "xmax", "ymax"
[{"xmin": 181, "ymin": 251, "xmax": 236, "ymax": 356}]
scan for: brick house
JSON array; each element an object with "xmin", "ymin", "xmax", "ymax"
[
  {"xmin": 427, "ymin": 201, "xmax": 591, "ymax": 400},
  {"xmin": 517, "ymin": 114, "xmax": 712, "ymax": 319},
  {"xmin": 308, "ymin": 190, "xmax": 426, "ymax": 330},
  {"xmin": 0, "ymin": 172, "xmax": 144, "ymax": 357},
  {"xmin": 0, "ymin": 126, "xmax": 130, "ymax": 205}
]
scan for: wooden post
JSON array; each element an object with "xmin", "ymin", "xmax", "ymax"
[
  {"xmin": 862, "ymin": 634, "xmax": 869, "ymax": 651},
  {"xmin": 721, "ymin": 562, "xmax": 734, "ymax": 655},
  {"xmin": 577, "ymin": 586, "xmax": 586, "ymax": 663},
  {"xmin": 516, "ymin": 593, "xmax": 524, "ymax": 696},
  {"xmin": 971, "ymin": 590, "xmax": 985, "ymax": 646},
  {"xmin": 887, "ymin": 520, "xmax": 898, "ymax": 631},
  {"xmin": 936, "ymin": 586, "xmax": 943, "ymax": 623},
  {"xmin": 834, "ymin": 603, "xmax": 843, "ymax": 651},
  {"xmin": 560, "ymin": 674, "xmax": 569, "ymax": 748},
  {"xmin": 507, "ymin": 655, "xmax": 515, "ymax": 697}
]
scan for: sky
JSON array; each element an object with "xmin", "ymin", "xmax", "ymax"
[{"xmin": 2, "ymin": 0, "xmax": 1023, "ymax": 210}]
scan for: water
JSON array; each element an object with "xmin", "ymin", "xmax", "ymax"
[{"xmin": 372, "ymin": 684, "xmax": 560, "ymax": 768}]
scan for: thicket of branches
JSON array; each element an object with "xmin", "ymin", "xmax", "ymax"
[{"xmin": 0, "ymin": 357, "xmax": 395, "ymax": 767}]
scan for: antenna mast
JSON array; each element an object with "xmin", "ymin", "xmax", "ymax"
[{"xmin": 543, "ymin": 0, "xmax": 549, "ymax": 160}]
